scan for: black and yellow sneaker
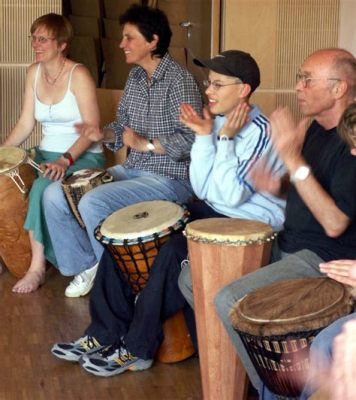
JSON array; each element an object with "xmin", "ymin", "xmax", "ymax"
[
  {"xmin": 51, "ymin": 335, "xmax": 104, "ymax": 362},
  {"xmin": 79, "ymin": 342, "xmax": 153, "ymax": 377}
]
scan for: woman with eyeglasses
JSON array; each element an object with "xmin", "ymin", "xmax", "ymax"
[{"xmin": 2, "ymin": 13, "xmax": 104, "ymax": 293}]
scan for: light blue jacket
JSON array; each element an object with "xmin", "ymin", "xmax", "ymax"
[{"xmin": 189, "ymin": 105, "xmax": 286, "ymax": 231}]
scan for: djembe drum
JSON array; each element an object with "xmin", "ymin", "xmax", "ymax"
[
  {"xmin": 95, "ymin": 200, "xmax": 195, "ymax": 363},
  {"xmin": 0, "ymin": 146, "xmax": 42, "ymax": 278},
  {"xmin": 185, "ymin": 218, "xmax": 275, "ymax": 400},
  {"xmin": 62, "ymin": 168, "xmax": 113, "ymax": 228},
  {"xmin": 230, "ymin": 277, "xmax": 354, "ymax": 398}
]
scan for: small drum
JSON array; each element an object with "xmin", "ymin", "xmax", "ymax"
[
  {"xmin": 185, "ymin": 218, "xmax": 275, "ymax": 400},
  {"xmin": 62, "ymin": 168, "xmax": 113, "ymax": 228},
  {"xmin": 230, "ymin": 277, "xmax": 354, "ymax": 398},
  {"xmin": 0, "ymin": 146, "xmax": 42, "ymax": 193},
  {"xmin": 0, "ymin": 146, "xmax": 42, "ymax": 277},
  {"xmin": 95, "ymin": 200, "xmax": 195, "ymax": 363}
]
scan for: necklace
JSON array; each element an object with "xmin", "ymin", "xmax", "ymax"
[{"xmin": 44, "ymin": 58, "xmax": 66, "ymax": 86}]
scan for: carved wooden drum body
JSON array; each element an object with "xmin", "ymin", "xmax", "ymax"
[
  {"xmin": 0, "ymin": 147, "xmax": 41, "ymax": 278},
  {"xmin": 230, "ymin": 277, "xmax": 354, "ymax": 398},
  {"xmin": 185, "ymin": 218, "xmax": 275, "ymax": 400},
  {"xmin": 62, "ymin": 168, "xmax": 113, "ymax": 228}
]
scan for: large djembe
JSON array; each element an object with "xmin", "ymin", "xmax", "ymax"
[
  {"xmin": 0, "ymin": 147, "xmax": 41, "ymax": 277},
  {"xmin": 95, "ymin": 200, "xmax": 195, "ymax": 363},
  {"xmin": 185, "ymin": 218, "xmax": 275, "ymax": 400}
]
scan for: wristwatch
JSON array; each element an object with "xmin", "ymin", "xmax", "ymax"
[
  {"xmin": 62, "ymin": 151, "xmax": 74, "ymax": 166},
  {"xmin": 290, "ymin": 165, "xmax": 311, "ymax": 183},
  {"xmin": 217, "ymin": 135, "xmax": 233, "ymax": 141},
  {"xmin": 146, "ymin": 139, "xmax": 155, "ymax": 152}
]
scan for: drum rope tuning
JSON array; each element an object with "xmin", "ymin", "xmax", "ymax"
[{"xmin": 0, "ymin": 146, "xmax": 43, "ymax": 194}]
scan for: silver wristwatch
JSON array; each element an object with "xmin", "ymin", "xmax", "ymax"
[
  {"xmin": 290, "ymin": 165, "xmax": 311, "ymax": 183},
  {"xmin": 146, "ymin": 139, "xmax": 155, "ymax": 152}
]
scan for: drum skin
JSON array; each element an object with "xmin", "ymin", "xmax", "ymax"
[{"xmin": 0, "ymin": 164, "xmax": 35, "ymax": 278}]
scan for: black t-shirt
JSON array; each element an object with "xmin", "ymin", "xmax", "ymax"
[{"xmin": 278, "ymin": 120, "xmax": 356, "ymax": 261}]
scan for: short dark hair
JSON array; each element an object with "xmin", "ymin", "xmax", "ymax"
[
  {"xmin": 31, "ymin": 13, "xmax": 73, "ymax": 54},
  {"xmin": 338, "ymin": 102, "xmax": 356, "ymax": 148},
  {"xmin": 119, "ymin": 4, "xmax": 172, "ymax": 58}
]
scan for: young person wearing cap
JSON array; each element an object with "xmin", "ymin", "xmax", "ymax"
[{"xmin": 50, "ymin": 50, "xmax": 285, "ymax": 378}]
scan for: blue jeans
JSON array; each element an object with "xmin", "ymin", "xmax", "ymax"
[
  {"xmin": 43, "ymin": 165, "xmax": 193, "ymax": 276},
  {"xmin": 299, "ymin": 312, "xmax": 356, "ymax": 400},
  {"xmin": 213, "ymin": 247, "xmax": 324, "ymax": 395}
]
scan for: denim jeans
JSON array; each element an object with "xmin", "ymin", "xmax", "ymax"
[
  {"xmin": 212, "ymin": 247, "xmax": 324, "ymax": 393},
  {"xmin": 43, "ymin": 165, "xmax": 192, "ymax": 276},
  {"xmin": 299, "ymin": 312, "xmax": 356, "ymax": 400}
]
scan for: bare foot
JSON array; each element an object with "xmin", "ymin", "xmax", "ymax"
[{"xmin": 12, "ymin": 269, "xmax": 45, "ymax": 293}]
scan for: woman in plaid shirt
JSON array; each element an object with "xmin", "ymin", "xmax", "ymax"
[{"xmin": 43, "ymin": 4, "xmax": 202, "ymax": 297}]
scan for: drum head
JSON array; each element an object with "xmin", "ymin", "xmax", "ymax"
[
  {"xmin": 0, "ymin": 146, "xmax": 26, "ymax": 174},
  {"xmin": 231, "ymin": 277, "xmax": 354, "ymax": 336},
  {"xmin": 185, "ymin": 218, "xmax": 274, "ymax": 244},
  {"xmin": 62, "ymin": 169, "xmax": 109, "ymax": 187},
  {"xmin": 98, "ymin": 200, "xmax": 188, "ymax": 244}
]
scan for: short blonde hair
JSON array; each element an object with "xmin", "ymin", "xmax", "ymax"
[
  {"xmin": 31, "ymin": 13, "xmax": 73, "ymax": 54},
  {"xmin": 338, "ymin": 102, "xmax": 356, "ymax": 148}
]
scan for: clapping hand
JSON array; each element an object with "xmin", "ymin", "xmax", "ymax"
[
  {"xmin": 180, "ymin": 103, "xmax": 213, "ymax": 136},
  {"xmin": 269, "ymin": 107, "xmax": 309, "ymax": 170},
  {"xmin": 219, "ymin": 103, "xmax": 250, "ymax": 138}
]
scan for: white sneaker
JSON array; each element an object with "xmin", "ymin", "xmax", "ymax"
[{"xmin": 65, "ymin": 263, "xmax": 99, "ymax": 298}]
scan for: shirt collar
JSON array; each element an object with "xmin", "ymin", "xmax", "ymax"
[{"xmin": 132, "ymin": 52, "xmax": 172, "ymax": 84}]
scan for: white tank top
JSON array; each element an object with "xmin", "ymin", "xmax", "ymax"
[{"xmin": 34, "ymin": 63, "xmax": 101, "ymax": 153}]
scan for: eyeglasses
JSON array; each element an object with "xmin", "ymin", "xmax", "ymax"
[
  {"xmin": 28, "ymin": 35, "xmax": 55, "ymax": 44},
  {"xmin": 296, "ymin": 73, "xmax": 341, "ymax": 88},
  {"xmin": 202, "ymin": 79, "xmax": 243, "ymax": 91}
]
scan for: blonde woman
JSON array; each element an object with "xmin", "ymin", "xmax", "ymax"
[{"xmin": 2, "ymin": 13, "xmax": 104, "ymax": 293}]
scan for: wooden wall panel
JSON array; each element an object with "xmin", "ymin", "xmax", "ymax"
[
  {"xmin": 223, "ymin": 0, "xmax": 340, "ymax": 118},
  {"xmin": 0, "ymin": 0, "xmax": 61, "ymax": 146}
]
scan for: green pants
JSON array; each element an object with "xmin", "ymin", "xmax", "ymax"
[{"xmin": 24, "ymin": 147, "xmax": 104, "ymax": 267}]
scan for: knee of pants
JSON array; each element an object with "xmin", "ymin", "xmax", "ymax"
[
  {"xmin": 78, "ymin": 188, "xmax": 104, "ymax": 216},
  {"xmin": 214, "ymin": 282, "xmax": 243, "ymax": 322},
  {"xmin": 178, "ymin": 263, "xmax": 192, "ymax": 296},
  {"xmin": 309, "ymin": 326, "xmax": 334, "ymax": 359},
  {"xmin": 42, "ymin": 181, "xmax": 63, "ymax": 207}
]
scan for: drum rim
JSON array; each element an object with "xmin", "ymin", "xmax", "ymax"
[
  {"xmin": 95, "ymin": 201, "xmax": 189, "ymax": 245},
  {"xmin": 95, "ymin": 212, "xmax": 189, "ymax": 245},
  {"xmin": 61, "ymin": 168, "xmax": 112, "ymax": 187},
  {"xmin": 185, "ymin": 218, "xmax": 276, "ymax": 245},
  {"xmin": 0, "ymin": 146, "xmax": 27, "ymax": 174}
]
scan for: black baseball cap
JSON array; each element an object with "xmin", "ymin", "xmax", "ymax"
[{"xmin": 194, "ymin": 50, "xmax": 261, "ymax": 93}]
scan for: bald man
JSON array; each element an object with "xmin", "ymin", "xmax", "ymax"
[{"xmin": 211, "ymin": 48, "xmax": 356, "ymax": 399}]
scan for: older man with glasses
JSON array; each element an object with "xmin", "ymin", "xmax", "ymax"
[{"xmin": 213, "ymin": 48, "xmax": 356, "ymax": 399}]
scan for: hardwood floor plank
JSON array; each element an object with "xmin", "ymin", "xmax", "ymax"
[{"xmin": 0, "ymin": 267, "xmax": 202, "ymax": 400}]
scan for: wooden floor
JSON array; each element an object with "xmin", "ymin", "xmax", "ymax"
[{"xmin": 1, "ymin": 267, "xmax": 258, "ymax": 400}]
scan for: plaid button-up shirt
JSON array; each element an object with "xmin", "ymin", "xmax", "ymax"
[{"xmin": 105, "ymin": 53, "xmax": 202, "ymax": 180}]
